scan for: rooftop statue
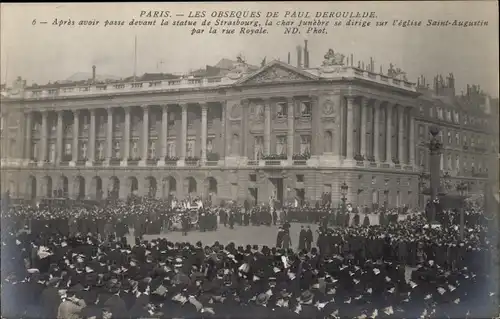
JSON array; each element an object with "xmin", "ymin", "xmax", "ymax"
[
  {"xmin": 228, "ymin": 54, "xmax": 250, "ymax": 80},
  {"xmin": 322, "ymin": 49, "xmax": 345, "ymax": 66},
  {"xmin": 387, "ymin": 63, "xmax": 408, "ymax": 81}
]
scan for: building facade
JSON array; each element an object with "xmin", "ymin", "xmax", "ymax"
[{"xmin": 1, "ymin": 51, "xmax": 497, "ymax": 208}]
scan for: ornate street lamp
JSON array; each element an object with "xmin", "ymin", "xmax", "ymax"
[
  {"xmin": 428, "ymin": 126, "xmax": 443, "ymax": 222},
  {"xmin": 456, "ymin": 182, "xmax": 468, "ymax": 240},
  {"xmin": 340, "ymin": 182, "xmax": 348, "ymax": 214}
]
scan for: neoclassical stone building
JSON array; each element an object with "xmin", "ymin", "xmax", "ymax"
[{"xmin": 1, "ymin": 50, "xmax": 497, "ymax": 208}]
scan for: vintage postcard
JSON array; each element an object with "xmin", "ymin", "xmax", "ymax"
[{"xmin": 1, "ymin": 2, "xmax": 499, "ymax": 319}]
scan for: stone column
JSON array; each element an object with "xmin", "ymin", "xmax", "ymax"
[
  {"xmin": 39, "ymin": 111, "xmax": 48, "ymax": 165},
  {"xmin": 264, "ymin": 98, "xmax": 271, "ymax": 155},
  {"xmin": 398, "ymin": 106, "xmax": 404, "ymax": 163},
  {"xmin": 287, "ymin": 97, "xmax": 294, "ymax": 162},
  {"xmin": 180, "ymin": 103, "xmax": 188, "ymax": 162},
  {"xmin": 337, "ymin": 99, "xmax": 343, "ymax": 157},
  {"xmin": 0, "ymin": 115, "xmax": 5, "ymax": 160},
  {"xmin": 429, "ymin": 128, "xmax": 442, "ymax": 222},
  {"xmin": 159, "ymin": 104, "xmax": 169, "ymax": 165},
  {"xmin": 122, "ymin": 107, "xmax": 130, "ymax": 165},
  {"xmin": 71, "ymin": 111, "xmax": 79, "ymax": 165},
  {"xmin": 201, "ymin": 103, "xmax": 208, "ymax": 163},
  {"xmin": 220, "ymin": 101, "xmax": 227, "ymax": 163},
  {"xmin": 140, "ymin": 105, "xmax": 149, "ymax": 166},
  {"xmin": 346, "ymin": 96, "xmax": 355, "ymax": 160},
  {"xmin": 360, "ymin": 98, "xmax": 368, "ymax": 158},
  {"xmin": 310, "ymin": 96, "xmax": 321, "ymax": 156},
  {"xmin": 409, "ymin": 108, "xmax": 415, "ymax": 165},
  {"xmin": 25, "ymin": 112, "xmax": 32, "ymax": 161},
  {"xmin": 106, "ymin": 108, "xmax": 113, "ymax": 162},
  {"xmin": 86, "ymin": 109, "xmax": 96, "ymax": 166},
  {"xmin": 56, "ymin": 111, "xmax": 63, "ymax": 164},
  {"xmin": 385, "ymin": 105, "xmax": 393, "ymax": 163},
  {"xmin": 373, "ymin": 101, "xmax": 381, "ymax": 162}
]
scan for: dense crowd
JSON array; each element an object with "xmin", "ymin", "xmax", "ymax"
[{"xmin": 1, "ymin": 196, "xmax": 498, "ymax": 319}]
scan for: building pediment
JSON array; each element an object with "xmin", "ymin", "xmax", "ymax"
[{"xmin": 235, "ymin": 60, "xmax": 318, "ymax": 85}]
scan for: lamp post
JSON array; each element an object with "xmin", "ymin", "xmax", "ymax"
[
  {"xmin": 456, "ymin": 182, "xmax": 468, "ymax": 241},
  {"xmin": 428, "ymin": 126, "xmax": 442, "ymax": 223},
  {"xmin": 340, "ymin": 182, "xmax": 348, "ymax": 215}
]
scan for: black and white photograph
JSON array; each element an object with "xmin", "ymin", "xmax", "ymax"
[{"xmin": 1, "ymin": 2, "xmax": 499, "ymax": 318}]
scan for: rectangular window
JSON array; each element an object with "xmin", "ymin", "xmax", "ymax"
[
  {"xmin": 65, "ymin": 143, "xmax": 72, "ymax": 155},
  {"xmin": 148, "ymin": 140, "xmax": 156, "ymax": 159},
  {"xmin": 297, "ymin": 174, "xmax": 305, "ymax": 182},
  {"xmin": 276, "ymin": 102, "xmax": 287, "ymax": 118},
  {"xmin": 114, "ymin": 141, "xmax": 120, "ymax": 158},
  {"xmin": 300, "ymin": 102, "xmax": 312, "ymax": 117},
  {"xmin": 167, "ymin": 142, "xmax": 176, "ymax": 157},
  {"xmin": 132, "ymin": 141, "xmax": 139, "ymax": 158},
  {"xmin": 447, "ymin": 131, "xmax": 452, "ymax": 144},
  {"xmin": 207, "ymin": 138, "xmax": 214, "ymax": 153},
  {"xmin": 187, "ymin": 139, "xmax": 195, "ymax": 158},
  {"xmin": 97, "ymin": 141, "xmax": 105, "ymax": 159},
  {"xmin": 33, "ymin": 143, "xmax": 38, "ymax": 160},
  {"xmin": 49, "ymin": 143, "xmax": 56, "ymax": 163},
  {"xmin": 300, "ymin": 135, "xmax": 311, "ymax": 154},
  {"xmin": 249, "ymin": 174, "xmax": 257, "ymax": 182},
  {"xmin": 254, "ymin": 136, "xmax": 263, "ymax": 160},
  {"xmin": 81, "ymin": 142, "xmax": 88, "ymax": 159},
  {"xmin": 276, "ymin": 136, "xmax": 287, "ymax": 155},
  {"xmin": 455, "ymin": 132, "xmax": 460, "ymax": 145}
]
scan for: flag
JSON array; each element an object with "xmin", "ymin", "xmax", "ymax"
[{"xmin": 294, "ymin": 198, "xmax": 299, "ymax": 208}]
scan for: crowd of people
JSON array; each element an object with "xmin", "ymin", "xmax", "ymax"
[{"xmin": 1, "ymin": 195, "xmax": 498, "ymax": 319}]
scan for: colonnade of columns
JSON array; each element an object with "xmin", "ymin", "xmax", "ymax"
[
  {"xmin": 345, "ymin": 96, "xmax": 415, "ymax": 165},
  {"xmin": 26, "ymin": 102, "xmax": 212, "ymax": 166},
  {"xmin": 22, "ymin": 94, "xmax": 416, "ymax": 167}
]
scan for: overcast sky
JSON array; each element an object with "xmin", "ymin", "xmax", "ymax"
[{"xmin": 1, "ymin": 2, "xmax": 498, "ymax": 96}]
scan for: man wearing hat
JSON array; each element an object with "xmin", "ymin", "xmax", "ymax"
[
  {"xmin": 57, "ymin": 283, "xmax": 86, "ymax": 319},
  {"xmin": 102, "ymin": 279, "xmax": 127, "ymax": 319}
]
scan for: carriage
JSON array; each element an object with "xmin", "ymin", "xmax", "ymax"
[{"xmin": 169, "ymin": 209, "xmax": 199, "ymax": 231}]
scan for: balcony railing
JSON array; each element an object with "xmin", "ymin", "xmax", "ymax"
[
  {"xmin": 204, "ymin": 161, "xmax": 219, "ymax": 167},
  {"xmin": 265, "ymin": 160, "xmax": 282, "ymax": 166},
  {"xmin": 127, "ymin": 158, "xmax": 140, "ymax": 166},
  {"xmin": 94, "ymin": 159, "xmax": 105, "ymax": 166},
  {"xmin": 247, "ymin": 160, "xmax": 259, "ymax": 166},
  {"xmin": 164, "ymin": 160, "xmax": 178, "ymax": 167},
  {"xmin": 109, "ymin": 158, "xmax": 121, "ymax": 165},
  {"xmin": 292, "ymin": 160, "xmax": 307, "ymax": 166},
  {"xmin": 147, "ymin": 158, "xmax": 159, "ymax": 165},
  {"xmin": 185, "ymin": 160, "xmax": 199, "ymax": 167}
]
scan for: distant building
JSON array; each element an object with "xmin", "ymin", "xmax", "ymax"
[{"xmin": 0, "ymin": 47, "xmax": 497, "ymax": 208}]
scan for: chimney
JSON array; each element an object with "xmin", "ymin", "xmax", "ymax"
[
  {"xmin": 296, "ymin": 45, "xmax": 302, "ymax": 68},
  {"xmin": 287, "ymin": 52, "xmax": 291, "ymax": 64},
  {"xmin": 303, "ymin": 40, "xmax": 309, "ymax": 68},
  {"xmin": 92, "ymin": 65, "xmax": 96, "ymax": 83}
]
